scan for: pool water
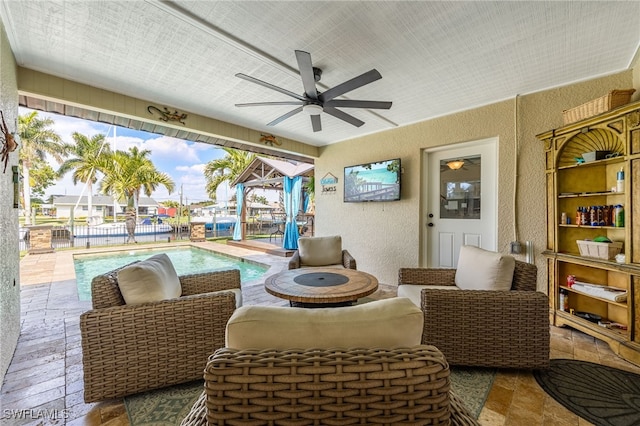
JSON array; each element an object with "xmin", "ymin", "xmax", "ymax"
[{"xmin": 74, "ymin": 247, "xmax": 268, "ymax": 301}]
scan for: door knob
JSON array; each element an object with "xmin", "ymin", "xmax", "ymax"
[
  {"xmin": 428, "ymin": 213, "xmax": 434, "ymax": 218},
  {"xmin": 428, "ymin": 223, "xmax": 434, "ymax": 227}
]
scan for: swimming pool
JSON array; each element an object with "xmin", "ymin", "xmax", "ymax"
[{"xmin": 74, "ymin": 246, "xmax": 268, "ymax": 301}]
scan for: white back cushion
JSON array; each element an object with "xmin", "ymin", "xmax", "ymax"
[
  {"xmin": 298, "ymin": 235, "xmax": 343, "ymax": 266},
  {"xmin": 226, "ymin": 298, "xmax": 423, "ymax": 349},
  {"xmin": 455, "ymin": 245, "xmax": 515, "ymax": 291},
  {"xmin": 117, "ymin": 253, "xmax": 181, "ymax": 304}
]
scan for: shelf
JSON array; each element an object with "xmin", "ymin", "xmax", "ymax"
[
  {"xmin": 556, "ymin": 310, "xmax": 628, "ymax": 339},
  {"xmin": 558, "ymin": 191, "xmax": 623, "ymax": 198},
  {"xmin": 545, "ymin": 251, "xmax": 640, "ymax": 273},
  {"xmin": 560, "ymin": 285, "xmax": 627, "ymax": 308},
  {"xmin": 557, "ymin": 156, "xmax": 626, "ymax": 170},
  {"xmin": 559, "ymin": 224, "xmax": 623, "ymax": 229}
]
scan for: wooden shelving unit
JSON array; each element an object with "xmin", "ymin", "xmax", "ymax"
[{"xmin": 538, "ymin": 100, "xmax": 640, "ymax": 366}]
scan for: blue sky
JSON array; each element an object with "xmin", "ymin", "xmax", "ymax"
[{"xmin": 22, "ymin": 108, "xmax": 235, "ymax": 204}]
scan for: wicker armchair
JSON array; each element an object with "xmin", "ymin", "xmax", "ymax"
[
  {"xmin": 398, "ymin": 260, "xmax": 549, "ymax": 369},
  {"xmin": 288, "ymin": 235, "xmax": 357, "ymax": 269},
  {"xmin": 80, "ymin": 265, "xmax": 241, "ymax": 402}
]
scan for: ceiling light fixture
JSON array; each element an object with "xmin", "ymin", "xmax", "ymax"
[
  {"xmin": 303, "ymin": 104, "xmax": 323, "ymax": 116},
  {"xmin": 447, "ymin": 160, "xmax": 465, "ymax": 170}
]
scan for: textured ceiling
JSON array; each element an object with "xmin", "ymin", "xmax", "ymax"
[{"xmin": 1, "ymin": 1, "xmax": 639, "ymax": 147}]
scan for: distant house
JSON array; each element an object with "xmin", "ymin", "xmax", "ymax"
[{"xmin": 52, "ymin": 195, "xmax": 160, "ymax": 219}]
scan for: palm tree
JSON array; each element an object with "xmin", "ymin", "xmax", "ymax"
[
  {"xmin": 99, "ymin": 147, "xmax": 175, "ymax": 227},
  {"xmin": 18, "ymin": 111, "xmax": 66, "ymax": 225},
  {"xmin": 203, "ymin": 148, "xmax": 256, "ymax": 199},
  {"xmin": 57, "ymin": 132, "xmax": 111, "ymax": 221}
]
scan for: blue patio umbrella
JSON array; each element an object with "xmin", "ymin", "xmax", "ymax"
[
  {"xmin": 232, "ymin": 183, "xmax": 244, "ymax": 241},
  {"xmin": 303, "ymin": 190, "xmax": 309, "ymax": 213},
  {"xmin": 283, "ymin": 176, "xmax": 301, "ymax": 250}
]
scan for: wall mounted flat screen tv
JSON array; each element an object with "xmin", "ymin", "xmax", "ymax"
[{"xmin": 344, "ymin": 158, "xmax": 401, "ymax": 202}]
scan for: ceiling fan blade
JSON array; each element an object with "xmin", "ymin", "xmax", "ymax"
[
  {"xmin": 319, "ymin": 69, "xmax": 382, "ymax": 102},
  {"xmin": 323, "ymin": 106, "xmax": 365, "ymax": 128},
  {"xmin": 295, "ymin": 50, "xmax": 318, "ymax": 99},
  {"xmin": 324, "ymin": 99, "xmax": 392, "ymax": 109},
  {"xmin": 267, "ymin": 106, "xmax": 303, "ymax": 126},
  {"xmin": 236, "ymin": 73, "xmax": 306, "ymax": 101},
  {"xmin": 235, "ymin": 101, "xmax": 304, "ymax": 107},
  {"xmin": 310, "ymin": 114, "xmax": 322, "ymax": 132}
]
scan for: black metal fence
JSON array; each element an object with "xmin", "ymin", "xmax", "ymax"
[
  {"xmin": 18, "ymin": 223, "xmax": 234, "ymax": 252},
  {"xmin": 17, "ymin": 217, "xmax": 311, "ymax": 253}
]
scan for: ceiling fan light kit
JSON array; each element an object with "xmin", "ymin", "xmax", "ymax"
[
  {"xmin": 302, "ymin": 104, "xmax": 323, "ymax": 116},
  {"xmin": 447, "ymin": 160, "xmax": 465, "ymax": 170},
  {"xmin": 235, "ymin": 50, "xmax": 392, "ymax": 132}
]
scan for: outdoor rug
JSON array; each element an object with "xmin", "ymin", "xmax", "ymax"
[
  {"xmin": 125, "ymin": 380, "xmax": 204, "ymax": 426},
  {"xmin": 125, "ymin": 368, "xmax": 495, "ymax": 425},
  {"xmin": 534, "ymin": 359, "xmax": 640, "ymax": 426}
]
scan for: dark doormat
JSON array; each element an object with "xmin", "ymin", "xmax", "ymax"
[{"xmin": 534, "ymin": 359, "xmax": 640, "ymax": 426}]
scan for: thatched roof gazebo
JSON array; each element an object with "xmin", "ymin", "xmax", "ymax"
[{"xmin": 229, "ymin": 157, "xmax": 314, "ymax": 249}]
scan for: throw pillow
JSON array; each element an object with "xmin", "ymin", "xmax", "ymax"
[
  {"xmin": 298, "ymin": 235, "xmax": 343, "ymax": 266},
  {"xmin": 455, "ymin": 245, "xmax": 515, "ymax": 291},
  {"xmin": 117, "ymin": 253, "xmax": 182, "ymax": 304}
]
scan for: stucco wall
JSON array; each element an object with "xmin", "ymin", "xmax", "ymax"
[
  {"xmin": 633, "ymin": 48, "xmax": 640, "ymax": 103},
  {"xmin": 0, "ymin": 20, "xmax": 20, "ymax": 386},
  {"xmin": 315, "ymin": 71, "xmax": 635, "ymax": 287}
]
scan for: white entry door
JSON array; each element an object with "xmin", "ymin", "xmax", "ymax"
[{"xmin": 422, "ymin": 138, "xmax": 498, "ymax": 268}]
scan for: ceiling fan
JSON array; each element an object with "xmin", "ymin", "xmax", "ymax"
[{"xmin": 235, "ymin": 50, "xmax": 392, "ymax": 132}]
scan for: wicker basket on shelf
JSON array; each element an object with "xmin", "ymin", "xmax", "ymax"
[
  {"xmin": 563, "ymin": 89, "xmax": 635, "ymax": 125},
  {"xmin": 576, "ymin": 240, "xmax": 623, "ymax": 260}
]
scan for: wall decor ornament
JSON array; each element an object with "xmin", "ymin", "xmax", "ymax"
[
  {"xmin": 260, "ymin": 133, "xmax": 282, "ymax": 146},
  {"xmin": 0, "ymin": 110, "xmax": 18, "ymax": 173},
  {"xmin": 147, "ymin": 105, "xmax": 187, "ymax": 125},
  {"xmin": 320, "ymin": 173, "xmax": 338, "ymax": 195}
]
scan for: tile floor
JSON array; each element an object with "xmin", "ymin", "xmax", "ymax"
[{"xmin": 2, "ymin": 241, "xmax": 640, "ymax": 425}]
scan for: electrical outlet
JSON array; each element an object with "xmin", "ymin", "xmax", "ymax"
[{"xmin": 510, "ymin": 241, "xmax": 521, "ymax": 254}]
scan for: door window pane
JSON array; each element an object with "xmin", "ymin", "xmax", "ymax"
[{"xmin": 439, "ymin": 156, "xmax": 481, "ymax": 219}]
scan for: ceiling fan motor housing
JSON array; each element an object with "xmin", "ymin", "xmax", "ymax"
[{"xmin": 312, "ymin": 67, "xmax": 322, "ymax": 82}]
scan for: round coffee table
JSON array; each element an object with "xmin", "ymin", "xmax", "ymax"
[{"xmin": 265, "ymin": 268, "xmax": 379, "ymax": 307}]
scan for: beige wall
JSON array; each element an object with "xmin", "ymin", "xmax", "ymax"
[
  {"xmin": 633, "ymin": 48, "xmax": 640, "ymax": 102},
  {"xmin": 0, "ymin": 20, "xmax": 21, "ymax": 385},
  {"xmin": 315, "ymin": 71, "xmax": 636, "ymax": 287}
]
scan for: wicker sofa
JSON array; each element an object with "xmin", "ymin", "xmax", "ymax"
[
  {"xmin": 398, "ymin": 259, "xmax": 549, "ymax": 369},
  {"xmin": 181, "ymin": 298, "xmax": 480, "ymax": 426},
  {"xmin": 80, "ymin": 265, "xmax": 241, "ymax": 402}
]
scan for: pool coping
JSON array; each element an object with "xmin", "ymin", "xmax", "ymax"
[{"xmin": 19, "ymin": 240, "xmax": 290, "ymax": 289}]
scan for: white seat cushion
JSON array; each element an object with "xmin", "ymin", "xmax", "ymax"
[
  {"xmin": 117, "ymin": 253, "xmax": 182, "ymax": 304},
  {"xmin": 298, "ymin": 235, "xmax": 343, "ymax": 267},
  {"xmin": 226, "ymin": 297, "xmax": 423, "ymax": 349},
  {"xmin": 455, "ymin": 245, "xmax": 515, "ymax": 291},
  {"xmin": 397, "ymin": 284, "xmax": 459, "ymax": 307}
]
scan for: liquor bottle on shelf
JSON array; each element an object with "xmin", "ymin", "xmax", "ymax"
[
  {"xmin": 614, "ymin": 205, "xmax": 625, "ymax": 227},
  {"xmin": 603, "ymin": 205, "xmax": 611, "ymax": 226},
  {"xmin": 590, "ymin": 206, "xmax": 598, "ymax": 226},
  {"xmin": 559, "ymin": 289, "xmax": 569, "ymax": 312},
  {"xmin": 617, "ymin": 169, "xmax": 625, "ymax": 193}
]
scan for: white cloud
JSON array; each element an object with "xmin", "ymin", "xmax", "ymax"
[{"xmin": 175, "ymin": 163, "xmax": 206, "ymax": 173}]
